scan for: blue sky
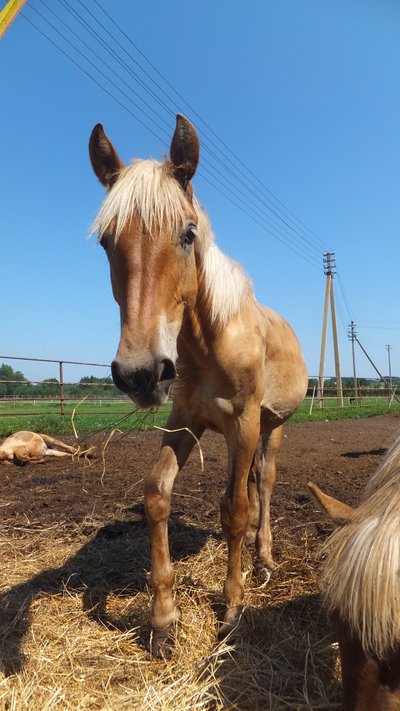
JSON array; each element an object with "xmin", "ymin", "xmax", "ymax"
[{"xmin": 2, "ymin": 0, "xmax": 400, "ymax": 383}]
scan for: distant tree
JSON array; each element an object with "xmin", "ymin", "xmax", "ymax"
[
  {"xmin": 38, "ymin": 377, "xmax": 60, "ymax": 398},
  {"xmin": 0, "ymin": 365, "xmax": 120, "ymax": 400},
  {"xmin": 80, "ymin": 376, "xmax": 102, "ymax": 383},
  {"xmin": 0, "ymin": 363, "xmax": 28, "ymax": 397},
  {"xmin": 78, "ymin": 374, "xmax": 118, "ymax": 397}
]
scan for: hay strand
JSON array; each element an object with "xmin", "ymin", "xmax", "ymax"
[{"xmin": 154, "ymin": 426, "xmax": 204, "ymax": 471}]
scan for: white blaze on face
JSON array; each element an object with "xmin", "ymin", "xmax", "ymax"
[{"xmin": 157, "ymin": 312, "xmax": 180, "ymax": 364}]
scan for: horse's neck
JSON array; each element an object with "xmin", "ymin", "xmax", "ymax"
[
  {"xmin": 178, "ymin": 240, "xmax": 252, "ymax": 361},
  {"xmin": 178, "ymin": 284, "xmax": 217, "ymax": 363}
]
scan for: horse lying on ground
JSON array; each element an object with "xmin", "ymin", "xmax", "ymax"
[
  {"xmin": 0, "ymin": 431, "xmax": 80, "ymax": 465},
  {"xmin": 89, "ymin": 113, "xmax": 308, "ymax": 655},
  {"xmin": 308, "ymin": 437, "xmax": 400, "ymax": 711}
]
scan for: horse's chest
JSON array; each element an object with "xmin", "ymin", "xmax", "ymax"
[{"xmin": 186, "ymin": 382, "xmax": 244, "ymax": 433}]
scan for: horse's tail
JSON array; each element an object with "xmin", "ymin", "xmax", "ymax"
[{"xmin": 320, "ymin": 440, "xmax": 400, "ymax": 658}]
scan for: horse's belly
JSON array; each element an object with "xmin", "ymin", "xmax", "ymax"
[{"xmin": 260, "ymin": 404, "xmax": 291, "ymax": 430}]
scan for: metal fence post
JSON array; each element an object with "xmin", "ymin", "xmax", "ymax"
[{"xmin": 59, "ymin": 361, "xmax": 65, "ymax": 417}]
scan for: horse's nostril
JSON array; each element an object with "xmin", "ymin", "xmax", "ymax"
[
  {"xmin": 132, "ymin": 369, "xmax": 156, "ymax": 394},
  {"xmin": 159, "ymin": 358, "xmax": 176, "ymax": 383}
]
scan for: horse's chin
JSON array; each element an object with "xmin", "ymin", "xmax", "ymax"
[{"xmin": 128, "ymin": 383, "xmax": 171, "ymax": 410}]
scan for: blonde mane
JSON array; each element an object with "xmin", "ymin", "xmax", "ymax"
[
  {"xmin": 321, "ymin": 432, "xmax": 400, "ymax": 658},
  {"xmin": 91, "ymin": 159, "xmax": 252, "ymax": 328}
]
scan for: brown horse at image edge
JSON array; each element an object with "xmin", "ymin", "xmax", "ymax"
[
  {"xmin": 89, "ymin": 114, "xmax": 308, "ymax": 655},
  {"xmin": 309, "ymin": 434, "xmax": 400, "ymax": 710}
]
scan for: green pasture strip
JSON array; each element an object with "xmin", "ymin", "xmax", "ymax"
[
  {"xmin": 290, "ymin": 397, "xmax": 400, "ymax": 423},
  {"xmin": 0, "ymin": 402, "xmax": 172, "ymax": 437},
  {"xmin": 0, "ymin": 398, "xmax": 399, "ymax": 437},
  {"xmin": 0, "ymin": 400, "xmax": 134, "ymax": 415}
]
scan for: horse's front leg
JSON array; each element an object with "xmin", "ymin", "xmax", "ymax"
[
  {"xmin": 219, "ymin": 408, "xmax": 260, "ymax": 638},
  {"xmin": 144, "ymin": 414, "xmax": 204, "ymax": 657}
]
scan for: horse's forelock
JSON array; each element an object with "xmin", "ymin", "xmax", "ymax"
[{"xmin": 91, "ymin": 158, "xmax": 192, "ymax": 242}]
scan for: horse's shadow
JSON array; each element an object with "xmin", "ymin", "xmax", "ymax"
[
  {"xmin": 342, "ymin": 447, "xmax": 387, "ymax": 459},
  {"xmin": 213, "ymin": 593, "xmax": 341, "ymax": 710},
  {"xmin": 0, "ymin": 505, "xmax": 219, "ymax": 676}
]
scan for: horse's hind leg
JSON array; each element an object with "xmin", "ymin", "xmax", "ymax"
[
  {"xmin": 144, "ymin": 410, "xmax": 204, "ymax": 657},
  {"xmin": 254, "ymin": 425, "xmax": 283, "ymax": 579},
  {"xmin": 244, "ymin": 441, "xmax": 261, "ymax": 546},
  {"xmin": 379, "ymin": 656, "xmax": 400, "ymax": 711},
  {"xmin": 333, "ymin": 611, "xmax": 390, "ymax": 710},
  {"xmin": 41, "ymin": 435, "xmax": 77, "ymax": 454}
]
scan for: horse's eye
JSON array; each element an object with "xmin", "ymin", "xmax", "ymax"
[
  {"xmin": 182, "ymin": 224, "xmax": 197, "ymax": 248},
  {"xmin": 99, "ymin": 233, "xmax": 109, "ymax": 251}
]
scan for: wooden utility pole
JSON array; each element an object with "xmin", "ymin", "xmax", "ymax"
[
  {"xmin": 317, "ymin": 252, "xmax": 344, "ymax": 407},
  {"xmin": 317, "ymin": 263, "xmax": 331, "ymax": 407},
  {"xmin": 348, "ymin": 320, "xmax": 359, "ymax": 403},
  {"xmin": 386, "ymin": 344, "xmax": 392, "ymax": 401}
]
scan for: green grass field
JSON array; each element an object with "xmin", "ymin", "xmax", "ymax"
[
  {"xmin": 291, "ymin": 396, "xmax": 400, "ymax": 423},
  {"xmin": 0, "ymin": 396, "xmax": 399, "ymax": 437},
  {"xmin": 0, "ymin": 399, "xmax": 171, "ymax": 437}
]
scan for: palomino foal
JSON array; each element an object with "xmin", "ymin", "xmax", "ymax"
[
  {"xmin": 309, "ymin": 440, "xmax": 400, "ymax": 711},
  {"xmin": 0, "ymin": 431, "xmax": 78, "ymax": 464},
  {"xmin": 90, "ymin": 115, "xmax": 308, "ymax": 654}
]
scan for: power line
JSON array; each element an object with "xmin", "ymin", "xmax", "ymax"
[
  {"xmin": 336, "ymin": 270, "xmax": 353, "ymax": 322},
  {"xmin": 58, "ymin": 0, "xmax": 176, "ymax": 121},
  {"xmin": 20, "ymin": 12, "xmax": 168, "ymax": 145},
  {"xmin": 21, "ymin": 3, "xmax": 323, "ymax": 269},
  {"xmin": 358, "ymin": 325, "xmax": 400, "ymax": 331},
  {"xmin": 57, "ymin": 0, "xmax": 324, "ymax": 260},
  {"xmin": 33, "ymin": 0, "xmax": 174, "ymax": 140},
  {"xmin": 92, "ymin": 0, "xmax": 329, "ymax": 255},
  {"xmin": 20, "ymin": 1, "xmax": 390, "ymax": 379},
  {"xmin": 48, "ymin": 0, "xmax": 327, "ymax": 261},
  {"xmin": 197, "ymin": 168, "xmax": 322, "ymax": 269}
]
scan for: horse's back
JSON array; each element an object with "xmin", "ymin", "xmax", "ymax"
[{"xmin": 1, "ymin": 431, "xmax": 36, "ymax": 450}]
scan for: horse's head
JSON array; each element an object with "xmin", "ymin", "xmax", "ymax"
[{"xmin": 90, "ymin": 115, "xmax": 200, "ymax": 408}]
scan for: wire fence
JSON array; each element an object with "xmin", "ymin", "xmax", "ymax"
[
  {"xmin": 306, "ymin": 380, "xmax": 399, "ymax": 414},
  {"xmin": 0, "ymin": 354, "xmax": 128, "ymax": 418},
  {"xmin": 0, "ymin": 354, "xmax": 399, "ymax": 419}
]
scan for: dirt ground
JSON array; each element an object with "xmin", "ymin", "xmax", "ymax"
[
  {"xmin": 1, "ymin": 413, "xmax": 399, "ymax": 709},
  {"xmin": 3, "ymin": 413, "xmax": 399, "ymax": 538}
]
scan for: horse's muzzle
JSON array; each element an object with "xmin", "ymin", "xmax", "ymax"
[{"xmin": 111, "ymin": 358, "xmax": 176, "ymax": 408}]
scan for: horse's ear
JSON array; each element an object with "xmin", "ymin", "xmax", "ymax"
[
  {"xmin": 308, "ymin": 482, "xmax": 355, "ymax": 524},
  {"xmin": 89, "ymin": 123, "xmax": 124, "ymax": 189},
  {"xmin": 170, "ymin": 114, "xmax": 200, "ymax": 189}
]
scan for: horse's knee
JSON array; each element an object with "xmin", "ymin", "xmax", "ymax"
[
  {"xmin": 220, "ymin": 494, "xmax": 249, "ymax": 540},
  {"xmin": 144, "ymin": 483, "xmax": 171, "ymax": 525}
]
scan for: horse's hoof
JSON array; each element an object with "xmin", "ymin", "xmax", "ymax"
[
  {"xmin": 259, "ymin": 568, "xmax": 271, "ymax": 584},
  {"xmin": 244, "ymin": 529, "xmax": 257, "ymax": 547},
  {"xmin": 218, "ymin": 605, "xmax": 242, "ymax": 641},
  {"xmin": 218, "ymin": 620, "xmax": 236, "ymax": 641},
  {"xmin": 149, "ymin": 626, "xmax": 175, "ymax": 659},
  {"xmin": 253, "ymin": 558, "xmax": 276, "ymax": 585}
]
